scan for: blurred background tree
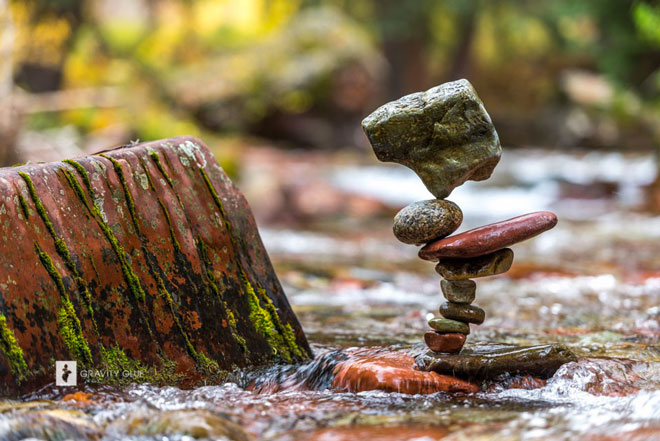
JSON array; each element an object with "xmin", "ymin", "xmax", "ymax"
[{"xmin": 2, "ymin": 0, "xmax": 660, "ymax": 168}]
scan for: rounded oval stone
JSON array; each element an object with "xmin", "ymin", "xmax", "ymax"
[
  {"xmin": 435, "ymin": 248, "xmax": 514, "ymax": 280},
  {"xmin": 393, "ymin": 199, "xmax": 462, "ymax": 245},
  {"xmin": 441, "ymin": 279, "xmax": 476, "ymax": 303},
  {"xmin": 439, "ymin": 302, "xmax": 485, "ymax": 325},
  {"xmin": 424, "ymin": 331, "xmax": 466, "ymax": 354},
  {"xmin": 419, "ymin": 211, "xmax": 557, "ymax": 260},
  {"xmin": 428, "ymin": 317, "xmax": 470, "ymax": 335}
]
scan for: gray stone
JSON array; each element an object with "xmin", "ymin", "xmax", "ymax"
[
  {"xmin": 393, "ymin": 199, "xmax": 462, "ymax": 245},
  {"xmin": 362, "ymin": 79, "xmax": 501, "ymax": 199},
  {"xmin": 428, "ymin": 317, "xmax": 470, "ymax": 335},
  {"xmin": 441, "ymin": 279, "xmax": 476, "ymax": 303},
  {"xmin": 435, "ymin": 248, "xmax": 514, "ymax": 280},
  {"xmin": 415, "ymin": 344, "xmax": 578, "ymax": 380}
]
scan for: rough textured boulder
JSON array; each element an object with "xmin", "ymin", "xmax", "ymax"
[
  {"xmin": 0, "ymin": 136, "xmax": 311, "ymax": 395},
  {"xmin": 361, "ymin": 79, "xmax": 501, "ymax": 199},
  {"xmin": 416, "ymin": 344, "xmax": 577, "ymax": 380}
]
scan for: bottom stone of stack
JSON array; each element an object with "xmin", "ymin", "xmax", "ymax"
[{"xmin": 424, "ymin": 331, "xmax": 466, "ymax": 354}]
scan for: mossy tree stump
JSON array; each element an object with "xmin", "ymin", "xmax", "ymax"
[{"xmin": 0, "ymin": 136, "xmax": 311, "ymax": 395}]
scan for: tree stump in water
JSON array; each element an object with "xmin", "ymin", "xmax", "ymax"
[{"xmin": 0, "ymin": 136, "xmax": 311, "ymax": 395}]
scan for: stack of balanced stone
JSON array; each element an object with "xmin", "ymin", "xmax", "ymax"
[{"xmin": 362, "ymin": 79, "xmax": 558, "ymax": 355}]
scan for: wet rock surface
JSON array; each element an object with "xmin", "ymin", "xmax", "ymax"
[
  {"xmin": 392, "ymin": 199, "xmax": 462, "ymax": 245},
  {"xmin": 435, "ymin": 248, "xmax": 514, "ymax": 280},
  {"xmin": 416, "ymin": 344, "xmax": 578, "ymax": 380},
  {"xmin": 121, "ymin": 409, "xmax": 251, "ymax": 441},
  {"xmin": 439, "ymin": 302, "xmax": 486, "ymax": 324},
  {"xmin": 331, "ymin": 350, "xmax": 479, "ymax": 394},
  {"xmin": 361, "ymin": 79, "xmax": 501, "ymax": 199},
  {"xmin": 0, "ymin": 136, "xmax": 311, "ymax": 395},
  {"xmin": 420, "ymin": 211, "xmax": 558, "ymax": 260}
]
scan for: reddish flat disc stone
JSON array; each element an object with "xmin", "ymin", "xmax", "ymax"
[
  {"xmin": 331, "ymin": 351, "xmax": 478, "ymax": 394},
  {"xmin": 419, "ymin": 211, "xmax": 558, "ymax": 261}
]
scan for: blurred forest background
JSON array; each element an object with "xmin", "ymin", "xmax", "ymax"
[{"xmin": 1, "ymin": 0, "xmax": 660, "ymax": 212}]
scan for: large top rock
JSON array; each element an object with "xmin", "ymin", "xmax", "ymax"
[{"xmin": 361, "ymin": 79, "xmax": 501, "ymax": 199}]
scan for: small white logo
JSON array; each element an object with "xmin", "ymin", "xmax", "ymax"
[{"xmin": 56, "ymin": 361, "xmax": 77, "ymax": 386}]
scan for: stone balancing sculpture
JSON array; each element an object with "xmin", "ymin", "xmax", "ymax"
[{"xmin": 362, "ymin": 79, "xmax": 558, "ymax": 356}]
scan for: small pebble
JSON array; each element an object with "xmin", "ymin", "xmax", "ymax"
[
  {"xmin": 441, "ymin": 279, "xmax": 476, "ymax": 303},
  {"xmin": 393, "ymin": 199, "xmax": 462, "ymax": 245},
  {"xmin": 439, "ymin": 302, "xmax": 485, "ymax": 325},
  {"xmin": 428, "ymin": 317, "xmax": 470, "ymax": 335},
  {"xmin": 435, "ymin": 248, "xmax": 514, "ymax": 280},
  {"xmin": 424, "ymin": 331, "xmax": 466, "ymax": 353}
]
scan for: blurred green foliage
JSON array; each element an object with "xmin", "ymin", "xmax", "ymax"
[{"xmin": 7, "ymin": 0, "xmax": 660, "ymax": 150}]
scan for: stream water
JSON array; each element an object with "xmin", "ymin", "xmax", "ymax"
[{"xmin": 2, "ymin": 148, "xmax": 660, "ymax": 440}]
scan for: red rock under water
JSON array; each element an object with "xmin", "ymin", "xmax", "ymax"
[
  {"xmin": 419, "ymin": 211, "xmax": 558, "ymax": 261},
  {"xmin": 0, "ymin": 136, "xmax": 311, "ymax": 396},
  {"xmin": 331, "ymin": 351, "xmax": 479, "ymax": 394}
]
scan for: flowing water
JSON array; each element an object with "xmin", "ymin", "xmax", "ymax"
[{"xmin": 2, "ymin": 148, "xmax": 660, "ymax": 440}]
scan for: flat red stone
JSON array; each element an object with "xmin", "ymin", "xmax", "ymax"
[
  {"xmin": 424, "ymin": 331, "xmax": 466, "ymax": 353},
  {"xmin": 331, "ymin": 351, "xmax": 478, "ymax": 394},
  {"xmin": 419, "ymin": 211, "xmax": 558, "ymax": 260}
]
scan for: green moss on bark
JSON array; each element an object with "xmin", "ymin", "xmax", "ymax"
[
  {"xmin": 139, "ymin": 157, "xmax": 247, "ymax": 356},
  {"xmin": 152, "ymin": 272, "xmax": 221, "ymax": 375},
  {"xmin": 199, "ymin": 166, "xmax": 306, "ymax": 362},
  {"xmin": 149, "ymin": 151, "xmax": 175, "ymax": 189},
  {"xmin": 63, "ymin": 162, "xmax": 147, "ymax": 303},
  {"xmin": 35, "ymin": 243, "xmax": 93, "ymax": 365},
  {"xmin": 58, "ymin": 303, "xmax": 93, "ymax": 365},
  {"xmin": 20, "ymin": 172, "xmax": 96, "ymax": 323},
  {"xmin": 0, "ymin": 314, "xmax": 29, "ymax": 382},
  {"xmin": 195, "ymin": 238, "xmax": 248, "ymax": 354},
  {"xmin": 100, "ymin": 154, "xmax": 141, "ymax": 235},
  {"xmin": 157, "ymin": 199, "xmax": 181, "ymax": 253},
  {"xmin": 99, "ymin": 346, "xmax": 184, "ymax": 386},
  {"xmin": 243, "ymin": 269, "xmax": 303, "ymax": 363},
  {"xmin": 62, "ymin": 159, "xmax": 91, "ymax": 190},
  {"xmin": 16, "ymin": 192, "xmax": 30, "ymax": 219},
  {"xmin": 60, "ymin": 168, "xmax": 92, "ymax": 214},
  {"xmin": 19, "ymin": 172, "xmax": 58, "ymax": 239}
]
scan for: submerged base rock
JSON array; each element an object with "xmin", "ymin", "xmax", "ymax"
[
  {"xmin": 415, "ymin": 344, "xmax": 577, "ymax": 380},
  {"xmin": 332, "ymin": 351, "xmax": 478, "ymax": 394}
]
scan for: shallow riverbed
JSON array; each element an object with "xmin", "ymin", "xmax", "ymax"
[{"xmin": 1, "ymin": 148, "xmax": 659, "ymax": 440}]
